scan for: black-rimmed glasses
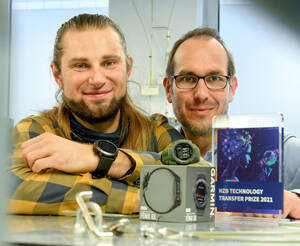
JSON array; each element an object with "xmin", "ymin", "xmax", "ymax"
[{"xmin": 171, "ymin": 74, "xmax": 231, "ymax": 90}]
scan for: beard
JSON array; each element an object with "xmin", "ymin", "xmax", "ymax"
[
  {"xmin": 62, "ymin": 93, "xmax": 126, "ymax": 124},
  {"xmin": 172, "ymin": 94, "xmax": 228, "ymax": 137},
  {"xmin": 180, "ymin": 116, "xmax": 213, "ymax": 136}
]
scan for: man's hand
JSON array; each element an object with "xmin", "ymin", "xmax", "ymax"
[
  {"xmin": 283, "ymin": 190, "xmax": 300, "ymax": 219},
  {"xmin": 22, "ymin": 132, "xmax": 98, "ymax": 173},
  {"xmin": 216, "ymin": 211, "xmax": 280, "ymax": 218},
  {"xmin": 21, "ymin": 132, "xmax": 132, "ymax": 178},
  {"xmin": 217, "ymin": 190, "xmax": 300, "ymax": 219}
]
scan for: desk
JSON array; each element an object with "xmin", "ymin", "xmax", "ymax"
[{"xmin": 5, "ymin": 215, "xmax": 300, "ymax": 245}]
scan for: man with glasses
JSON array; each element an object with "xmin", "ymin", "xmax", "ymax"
[{"xmin": 163, "ymin": 27, "xmax": 300, "ymax": 219}]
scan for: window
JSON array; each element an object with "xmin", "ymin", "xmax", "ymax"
[{"xmin": 10, "ymin": 0, "xmax": 109, "ymax": 124}]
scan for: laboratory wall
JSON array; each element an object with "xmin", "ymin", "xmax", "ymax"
[
  {"xmin": 110, "ymin": 0, "xmax": 218, "ymax": 119},
  {"xmin": 220, "ymin": 0, "xmax": 300, "ymax": 137},
  {"xmin": 9, "ymin": 1, "xmax": 109, "ymax": 125},
  {"xmin": 0, "ymin": 0, "xmax": 11, "ymax": 244},
  {"xmin": 9, "ymin": 0, "xmax": 300, "ymax": 137},
  {"xmin": 9, "ymin": 0, "xmax": 218, "ymax": 126}
]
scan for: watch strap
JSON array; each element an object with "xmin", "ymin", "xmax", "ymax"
[
  {"xmin": 161, "ymin": 147, "xmax": 177, "ymax": 165},
  {"xmin": 92, "ymin": 155, "xmax": 115, "ymax": 178}
]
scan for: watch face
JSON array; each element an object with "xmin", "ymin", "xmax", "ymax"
[
  {"xmin": 98, "ymin": 140, "xmax": 118, "ymax": 154},
  {"xmin": 194, "ymin": 181, "xmax": 207, "ymax": 207},
  {"xmin": 175, "ymin": 142, "xmax": 193, "ymax": 160}
]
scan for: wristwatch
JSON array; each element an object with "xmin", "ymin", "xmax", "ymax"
[
  {"xmin": 161, "ymin": 139, "xmax": 200, "ymax": 165},
  {"xmin": 91, "ymin": 140, "xmax": 119, "ymax": 178},
  {"xmin": 193, "ymin": 173, "xmax": 208, "ymax": 215}
]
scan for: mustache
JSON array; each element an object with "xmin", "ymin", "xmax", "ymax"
[{"xmin": 186, "ymin": 101, "xmax": 218, "ymax": 108}]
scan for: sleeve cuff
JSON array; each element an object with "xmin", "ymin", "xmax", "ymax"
[{"xmin": 118, "ymin": 149, "xmax": 161, "ymax": 185}]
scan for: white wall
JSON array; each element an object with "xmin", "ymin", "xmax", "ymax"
[
  {"xmin": 9, "ymin": 0, "xmax": 218, "ymax": 125},
  {"xmin": 9, "ymin": 1, "xmax": 109, "ymax": 125},
  {"xmin": 11, "ymin": 0, "xmax": 300, "ymax": 138},
  {"xmin": 0, "ymin": 0, "xmax": 11, "ymax": 242},
  {"xmin": 220, "ymin": 0, "xmax": 300, "ymax": 137},
  {"xmin": 110, "ymin": 0, "xmax": 218, "ymax": 118}
]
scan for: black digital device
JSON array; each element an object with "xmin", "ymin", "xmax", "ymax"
[
  {"xmin": 175, "ymin": 141, "xmax": 193, "ymax": 160},
  {"xmin": 92, "ymin": 140, "xmax": 118, "ymax": 178},
  {"xmin": 161, "ymin": 139, "xmax": 200, "ymax": 165}
]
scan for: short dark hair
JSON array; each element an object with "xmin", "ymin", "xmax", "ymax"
[{"xmin": 166, "ymin": 27, "xmax": 235, "ymax": 77}]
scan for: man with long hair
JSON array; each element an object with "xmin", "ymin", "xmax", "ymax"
[{"xmin": 9, "ymin": 14, "xmax": 184, "ymax": 215}]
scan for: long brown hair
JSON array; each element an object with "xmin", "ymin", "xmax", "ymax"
[{"xmin": 42, "ymin": 14, "xmax": 154, "ymax": 151}]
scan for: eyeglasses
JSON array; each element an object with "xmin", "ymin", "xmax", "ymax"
[{"xmin": 171, "ymin": 74, "xmax": 231, "ymax": 90}]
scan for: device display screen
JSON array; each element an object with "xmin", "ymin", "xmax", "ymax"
[
  {"xmin": 175, "ymin": 143, "xmax": 193, "ymax": 160},
  {"xmin": 99, "ymin": 140, "xmax": 118, "ymax": 153}
]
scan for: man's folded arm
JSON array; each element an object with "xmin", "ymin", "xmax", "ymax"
[
  {"xmin": 8, "ymin": 117, "xmax": 138, "ymax": 215},
  {"xmin": 8, "ymin": 166, "xmax": 139, "ymax": 215}
]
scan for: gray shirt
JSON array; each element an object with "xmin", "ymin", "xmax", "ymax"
[{"xmin": 204, "ymin": 133, "xmax": 300, "ymax": 194}]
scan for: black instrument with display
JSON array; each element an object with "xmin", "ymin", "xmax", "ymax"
[{"xmin": 161, "ymin": 139, "xmax": 200, "ymax": 165}]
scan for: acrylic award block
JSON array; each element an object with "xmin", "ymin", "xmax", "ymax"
[{"xmin": 212, "ymin": 113, "xmax": 284, "ymax": 216}]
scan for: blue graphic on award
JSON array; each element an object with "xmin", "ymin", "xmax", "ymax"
[{"xmin": 212, "ymin": 114, "xmax": 284, "ymax": 215}]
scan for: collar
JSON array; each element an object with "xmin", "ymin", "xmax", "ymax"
[{"xmin": 70, "ymin": 113, "xmax": 126, "ymax": 147}]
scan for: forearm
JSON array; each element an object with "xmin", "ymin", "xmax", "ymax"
[
  {"xmin": 8, "ymin": 163, "xmax": 137, "ymax": 215},
  {"xmin": 106, "ymin": 150, "xmax": 132, "ymax": 178},
  {"xmin": 117, "ymin": 149, "xmax": 161, "ymax": 185},
  {"xmin": 11, "ymin": 116, "xmax": 139, "ymax": 215},
  {"xmin": 92, "ymin": 114, "xmax": 184, "ymax": 185}
]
